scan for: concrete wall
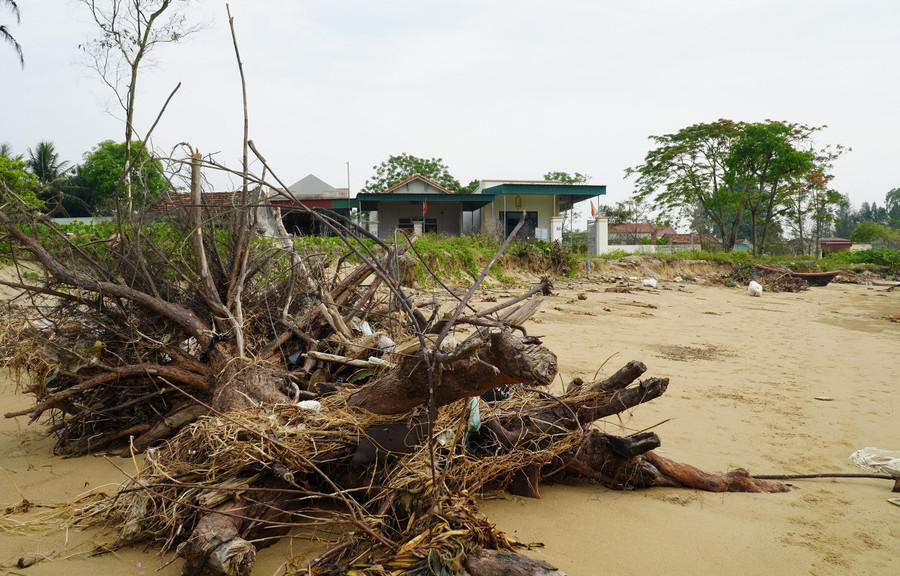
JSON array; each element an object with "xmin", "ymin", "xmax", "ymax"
[
  {"xmin": 392, "ymin": 179, "xmax": 438, "ymax": 195},
  {"xmin": 595, "ymin": 244, "xmax": 703, "ymax": 254},
  {"xmin": 375, "ymin": 202, "xmax": 463, "ymax": 239},
  {"xmin": 479, "ymin": 194, "xmax": 556, "ymax": 231}
]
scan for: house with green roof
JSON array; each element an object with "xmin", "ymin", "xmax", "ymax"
[{"xmin": 356, "ymin": 174, "xmax": 606, "ymax": 241}]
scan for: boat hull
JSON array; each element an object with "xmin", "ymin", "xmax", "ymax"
[{"xmin": 753, "ymin": 264, "xmax": 841, "ymax": 287}]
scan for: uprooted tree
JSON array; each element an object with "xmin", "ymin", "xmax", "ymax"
[{"xmin": 0, "ymin": 158, "xmax": 788, "ymax": 575}]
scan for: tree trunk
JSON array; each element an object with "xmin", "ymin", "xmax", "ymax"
[
  {"xmin": 174, "ymin": 349, "xmax": 292, "ymax": 576},
  {"xmin": 347, "ymin": 329, "xmax": 557, "ymax": 415},
  {"xmin": 465, "ymin": 548, "xmax": 567, "ymax": 576}
]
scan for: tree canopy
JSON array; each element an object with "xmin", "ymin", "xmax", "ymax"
[
  {"xmin": 627, "ymin": 119, "xmax": 844, "ymax": 253},
  {"xmin": 849, "ymin": 220, "xmax": 897, "ymax": 243},
  {"xmin": 0, "ymin": 153, "xmax": 41, "ymax": 207},
  {"xmin": 361, "ymin": 153, "xmax": 475, "ymax": 194},
  {"xmin": 27, "ymin": 141, "xmax": 71, "ymax": 185},
  {"xmin": 543, "ymin": 171, "xmax": 591, "ymax": 185},
  {"xmin": 80, "ymin": 139, "xmax": 170, "ymax": 212}
]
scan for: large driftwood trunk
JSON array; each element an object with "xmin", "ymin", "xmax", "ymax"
[
  {"xmin": 347, "ymin": 329, "xmax": 558, "ymax": 414},
  {"xmin": 471, "ymin": 360, "xmax": 789, "ymax": 497}
]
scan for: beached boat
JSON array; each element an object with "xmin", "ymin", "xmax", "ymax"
[{"xmin": 753, "ymin": 264, "xmax": 841, "ymax": 287}]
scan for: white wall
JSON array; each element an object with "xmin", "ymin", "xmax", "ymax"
[{"xmin": 595, "ymin": 244, "xmax": 702, "ymax": 254}]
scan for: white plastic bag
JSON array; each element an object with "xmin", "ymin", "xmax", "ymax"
[{"xmin": 849, "ymin": 447, "xmax": 900, "ymax": 476}]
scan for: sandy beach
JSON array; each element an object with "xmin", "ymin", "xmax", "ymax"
[{"xmin": 2, "ymin": 268, "xmax": 898, "ymax": 575}]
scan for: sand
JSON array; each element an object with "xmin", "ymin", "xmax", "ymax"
[{"xmin": 2, "ymin": 274, "xmax": 899, "ymax": 575}]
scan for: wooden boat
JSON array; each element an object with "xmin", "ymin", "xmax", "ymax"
[{"xmin": 753, "ymin": 264, "xmax": 841, "ymax": 287}]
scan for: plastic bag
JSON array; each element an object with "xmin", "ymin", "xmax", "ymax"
[{"xmin": 849, "ymin": 447, "xmax": 900, "ymax": 476}]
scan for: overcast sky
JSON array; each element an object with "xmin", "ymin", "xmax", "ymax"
[{"xmin": 3, "ymin": 0, "xmax": 898, "ymax": 218}]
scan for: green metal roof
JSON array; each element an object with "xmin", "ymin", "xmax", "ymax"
[
  {"xmin": 356, "ymin": 192, "xmax": 497, "ymax": 211},
  {"xmin": 482, "ymin": 183, "xmax": 607, "ymax": 196},
  {"xmin": 482, "ymin": 183, "xmax": 605, "ymax": 211},
  {"xmin": 356, "ymin": 184, "xmax": 606, "ymax": 212}
]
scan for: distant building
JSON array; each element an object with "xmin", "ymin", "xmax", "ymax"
[
  {"xmin": 608, "ymin": 222, "xmax": 676, "ymax": 245},
  {"xmin": 663, "ymin": 232, "xmax": 720, "ymax": 246},
  {"xmin": 271, "ymin": 174, "xmax": 352, "ymax": 235},
  {"xmin": 819, "ymin": 237, "xmax": 852, "ymax": 258}
]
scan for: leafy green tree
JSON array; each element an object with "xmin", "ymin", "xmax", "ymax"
[
  {"xmin": 858, "ymin": 201, "xmax": 889, "ymax": 226},
  {"xmin": 884, "ymin": 188, "xmax": 900, "ymax": 229},
  {"xmin": 726, "ymin": 121, "xmax": 824, "ymax": 255},
  {"xmin": 1, "ymin": 0, "xmax": 23, "ymax": 67},
  {"xmin": 41, "ymin": 166, "xmax": 96, "ymax": 217},
  {"xmin": 361, "ymin": 153, "xmax": 468, "ymax": 193},
  {"xmin": 627, "ymin": 119, "xmax": 745, "ymax": 250},
  {"xmin": 849, "ymin": 220, "xmax": 897, "ymax": 243},
  {"xmin": 23, "ymin": 141, "xmax": 95, "ymax": 217},
  {"xmin": 80, "ymin": 140, "xmax": 170, "ymax": 212},
  {"xmin": 0, "ymin": 154, "xmax": 41, "ymax": 206},
  {"xmin": 630, "ymin": 119, "xmax": 844, "ymax": 253},
  {"xmin": 596, "ymin": 200, "xmax": 636, "ymax": 225},
  {"xmin": 887, "ymin": 188, "xmax": 900, "ymax": 212},
  {"xmin": 27, "ymin": 141, "xmax": 72, "ymax": 185},
  {"xmin": 543, "ymin": 171, "xmax": 591, "ymax": 185},
  {"xmin": 808, "ymin": 171, "xmax": 848, "ymax": 254}
]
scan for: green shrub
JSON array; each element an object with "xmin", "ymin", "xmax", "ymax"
[{"xmin": 822, "ymin": 248, "xmax": 900, "ymax": 273}]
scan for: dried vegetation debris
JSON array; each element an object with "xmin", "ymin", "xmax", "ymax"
[
  {"xmin": 0, "ymin": 184, "xmax": 789, "ymax": 576},
  {"xmin": 730, "ymin": 266, "xmax": 809, "ymax": 293}
]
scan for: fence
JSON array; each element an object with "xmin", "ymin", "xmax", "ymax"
[{"xmin": 600, "ymin": 244, "xmax": 703, "ymax": 254}]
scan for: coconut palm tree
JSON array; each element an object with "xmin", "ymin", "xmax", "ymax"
[
  {"xmin": 1, "ymin": 0, "xmax": 23, "ymax": 67},
  {"xmin": 0, "ymin": 142, "xmax": 19, "ymax": 159},
  {"xmin": 27, "ymin": 140, "xmax": 71, "ymax": 185}
]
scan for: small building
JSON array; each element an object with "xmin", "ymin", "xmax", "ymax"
[
  {"xmin": 731, "ymin": 239, "xmax": 752, "ymax": 252},
  {"xmin": 355, "ymin": 174, "xmax": 479, "ymax": 238},
  {"xmin": 356, "ymin": 175, "xmax": 606, "ymax": 241},
  {"xmin": 270, "ymin": 174, "xmax": 352, "ymax": 235},
  {"xmin": 819, "ymin": 237, "xmax": 852, "ymax": 257}
]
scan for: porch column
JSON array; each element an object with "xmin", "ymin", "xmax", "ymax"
[
  {"xmin": 550, "ymin": 216, "xmax": 563, "ymax": 243},
  {"xmin": 367, "ymin": 210, "xmax": 379, "ymax": 238}
]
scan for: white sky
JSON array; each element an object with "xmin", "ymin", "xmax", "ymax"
[{"xmin": 2, "ymin": 0, "xmax": 899, "ymax": 218}]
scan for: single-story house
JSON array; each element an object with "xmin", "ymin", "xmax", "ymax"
[{"xmin": 356, "ymin": 175, "xmax": 606, "ymax": 241}]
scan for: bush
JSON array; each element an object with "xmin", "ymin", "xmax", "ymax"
[
  {"xmin": 822, "ymin": 248, "xmax": 900, "ymax": 273},
  {"xmin": 849, "ymin": 221, "xmax": 897, "ymax": 243}
]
